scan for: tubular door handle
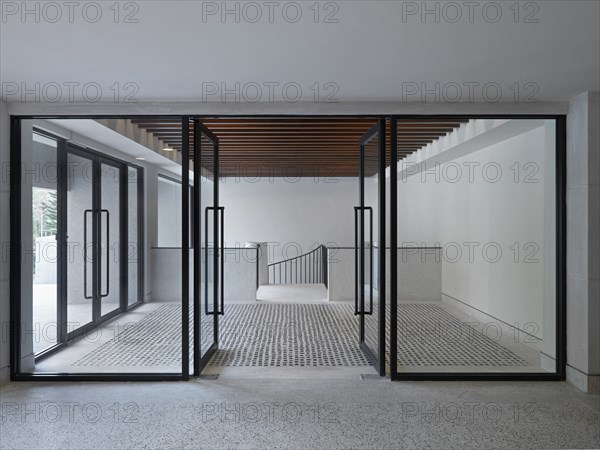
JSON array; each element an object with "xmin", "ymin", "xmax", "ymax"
[
  {"xmin": 99, "ymin": 209, "xmax": 110, "ymax": 298},
  {"xmin": 83, "ymin": 209, "xmax": 93, "ymax": 300},
  {"xmin": 354, "ymin": 206, "xmax": 359, "ymax": 315},
  {"xmin": 204, "ymin": 206, "xmax": 225, "ymax": 315},
  {"xmin": 218, "ymin": 207, "xmax": 224, "ymax": 315},
  {"xmin": 353, "ymin": 206, "xmax": 374, "ymax": 316}
]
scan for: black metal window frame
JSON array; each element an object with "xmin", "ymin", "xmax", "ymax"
[
  {"xmin": 10, "ymin": 117, "xmax": 158, "ymax": 381},
  {"xmin": 387, "ymin": 115, "xmax": 567, "ymax": 381},
  {"xmin": 28, "ymin": 129, "xmax": 146, "ymax": 358},
  {"xmin": 9, "ymin": 114, "xmax": 566, "ymax": 382}
]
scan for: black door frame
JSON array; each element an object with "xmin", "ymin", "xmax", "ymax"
[
  {"xmin": 192, "ymin": 118, "xmax": 222, "ymax": 376},
  {"xmin": 61, "ymin": 143, "xmax": 125, "ymax": 342},
  {"xmin": 9, "ymin": 114, "xmax": 566, "ymax": 382},
  {"xmin": 31, "ymin": 131, "xmax": 145, "ymax": 361},
  {"xmin": 11, "ymin": 121, "xmax": 149, "ymax": 379},
  {"xmin": 357, "ymin": 120, "xmax": 386, "ymax": 376}
]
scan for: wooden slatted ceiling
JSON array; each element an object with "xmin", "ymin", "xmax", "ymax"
[{"xmin": 132, "ymin": 118, "xmax": 468, "ymax": 177}]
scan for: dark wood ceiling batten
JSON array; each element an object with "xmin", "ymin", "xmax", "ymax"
[{"xmin": 134, "ymin": 117, "xmax": 467, "ymax": 177}]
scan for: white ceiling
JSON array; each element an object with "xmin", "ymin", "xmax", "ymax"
[
  {"xmin": 43, "ymin": 119, "xmax": 183, "ymax": 176},
  {"xmin": 1, "ymin": 1, "xmax": 598, "ymax": 102}
]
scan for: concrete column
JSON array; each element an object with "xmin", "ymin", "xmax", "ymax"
[
  {"xmin": 145, "ymin": 166, "xmax": 158, "ymax": 302},
  {"xmin": 566, "ymin": 91, "xmax": 600, "ymax": 393},
  {"xmin": 542, "ymin": 120, "xmax": 557, "ymax": 369},
  {"xmin": 247, "ymin": 242, "xmax": 269, "ymax": 286},
  {"xmin": 18, "ymin": 120, "xmax": 34, "ymax": 372},
  {"xmin": 0, "ymin": 102, "xmax": 10, "ymax": 384}
]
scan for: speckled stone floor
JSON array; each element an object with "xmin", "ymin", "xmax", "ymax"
[{"xmin": 1, "ymin": 378, "xmax": 598, "ymax": 449}]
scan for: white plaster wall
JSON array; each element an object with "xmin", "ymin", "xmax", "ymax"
[
  {"xmin": 396, "ymin": 123, "xmax": 555, "ymax": 343},
  {"xmin": 219, "ymin": 177, "xmax": 358, "ymax": 262},
  {"xmin": 384, "ymin": 248, "xmax": 442, "ymax": 303},
  {"xmin": 327, "ymin": 247, "xmax": 442, "ymax": 302}
]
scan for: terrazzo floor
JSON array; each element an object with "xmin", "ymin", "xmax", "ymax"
[{"xmin": 1, "ymin": 378, "xmax": 598, "ymax": 449}]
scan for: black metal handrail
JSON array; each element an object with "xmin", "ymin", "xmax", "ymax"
[{"xmin": 268, "ymin": 245, "xmax": 328, "ymax": 287}]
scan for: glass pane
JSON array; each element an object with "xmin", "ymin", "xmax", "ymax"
[
  {"xmin": 100, "ymin": 162, "xmax": 121, "ymax": 317},
  {"xmin": 66, "ymin": 152, "xmax": 94, "ymax": 334},
  {"xmin": 157, "ymin": 176, "xmax": 183, "ymax": 247},
  {"xmin": 18, "ymin": 118, "xmax": 187, "ymax": 375},
  {"xmin": 127, "ymin": 166, "xmax": 140, "ymax": 306},
  {"xmin": 200, "ymin": 134, "xmax": 216, "ymax": 360},
  {"xmin": 31, "ymin": 132, "xmax": 58, "ymax": 355},
  {"xmin": 363, "ymin": 134, "xmax": 380, "ymax": 360},
  {"xmin": 394, "ymin": 118, "xmax": 557, "ymax": 374}
]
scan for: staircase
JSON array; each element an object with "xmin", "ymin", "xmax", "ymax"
[{"xmin": 268, "ymin": 245, "xmax": 328, "ymax": 288}]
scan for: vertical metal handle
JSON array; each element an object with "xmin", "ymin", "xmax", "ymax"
[
  {"xmin": 354, "ymin": 206, "xmax": 373, "ymax": 316},
  {"xmin": 354, "ymin": 206, "xmax": 360, "ymax": 315},
  {"xmin": 204, "ymin": 206, "xmax": 225, "ymax": 315},
  {"xmin": 255, "ymin": 244, "xmax": 260, "ymax": 289},
  {"xmin": 367, "ymin": 206, "xmax": 373, "ymax": 315},
  {"xmin": 83, "ymin": 209, "xmax": 93, "ymax": 300},
  {"xmin": 100, "ymin": 209, "xmax": 110, "ymax": 298},
  {"xmin": 218, "ymin": 207, "xmax": 224, "ymax": 315},
  {"xmin": 204, "ymin": 206, "xmax": 211, "ymax": 315}
]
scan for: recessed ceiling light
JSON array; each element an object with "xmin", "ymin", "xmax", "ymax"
[
  {"xmin": 163, "ymin": 147, "xmax": 174, "ymax": 152},
  {"xmin": 136, "ymin": 157, "xmax": 146, "ymax": 161}
]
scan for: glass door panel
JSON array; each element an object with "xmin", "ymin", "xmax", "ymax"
[
  {"xmin": 65, "ymin": 150, "xmax": 95, "ymax": 336},
  {"xmin": 100, "ymin": 161, "xmax": 122, "ymax": 317},
  {"xmin": 127, "ymin": 166, "xmax": 142, "ymax": 307},
  {"xmin": 194, "ymin": 120, "xmax": 221, "ymax": 373},
  {"xmin": 31, "ymin": 131, "xmax": 59, "ymax": 355},
  {"xmin": 358, "ymin": 120, "xmax": 386, "ymax": 375}
]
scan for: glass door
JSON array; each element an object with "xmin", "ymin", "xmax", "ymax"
[
  {"xmin": 193, "ymin": 120, "xmax": 223, "ymax": 374},
  {"xmin": 64, "ymin": 146, "xmax": 125, "ymax": 339},
  {"xmin": 99, "ymin": 159, "xmax": 122, "ymax": 319},
  {"xmin": 65, "ymin": 147, "xmax": 96, "ymax": 338},
  {"xmin": 356, "ymin": 120, "xmax": 386, "ymax": 376}
]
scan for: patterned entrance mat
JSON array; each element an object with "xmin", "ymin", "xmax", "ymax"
[
  {"xmin": 72, "ymin": 303, "xmax": 529, "ymax": 368},
  {"xmin": 209, "ymin": 304, "xmax": 368, "ymax": 366},
  {"xmin": 389, "ymin": 304, "xmax": 528, "ymax": 367}
]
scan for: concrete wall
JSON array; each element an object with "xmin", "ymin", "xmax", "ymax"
[
  {"xmin": 0, "ymin": 102, "xmax": 10, "ymax": 383},
  {"xmin": 223, "ymin": 247, "xmax": 260, "ymax": 302},
  {"xmin": 145, "ymin": 165, "xmax": 159, "ymax": 302},
  {"xmin": 149, "ymin": 248, "xmax": 189, "ymax": 303},
  {"xmin": 150, "ymin": 248, "xmax": 257, "ymax": 303},
  {"xmin": 327, "ymin": 249, "xmax": 355, "ymax": 302},
  {"xmin": 157, "ymin": 177, "xmax": 185, "ymax": 248},
  {"xmin": 566, "ymin": 92, "xmax": 600, "ymax": 393}
]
